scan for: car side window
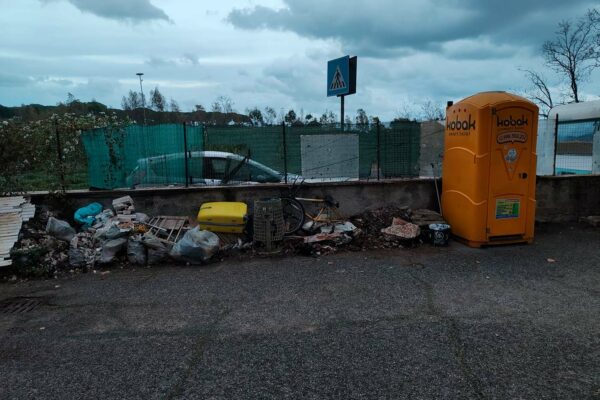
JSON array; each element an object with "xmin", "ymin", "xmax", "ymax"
[
  {"xmin": 231, "ymin": 163, "xmax": 252, "ymax": 182},
  {"xmin": 204, "ymin": 158, "xmax": 229, "ymax": 180}
]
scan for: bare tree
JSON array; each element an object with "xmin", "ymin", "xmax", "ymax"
[
  {"xmin": 194, "ymin": 104, "xmax": 205, "ymax": 112},
  {"xmin": 263, "ymin": 107, "xmax": 277, "ymax": 125},
  {"xmin": 210, "ymin": 100, "xmax": 222, "ymax": 113},
  {"xmin": 542, "ymin": 9, "xmax": 600, "ymax": 103},
  {"xmin": 169, "ymin": 98, "xmax": 180, "ymax": 113},
  {"xmin": 211, "ymin": 96, "xmax": 234, "ymax": 113},
  {"xmin": 420, "ymin": 100, "xmax": 444, "ymax": 121},
  {"xmin": 520, "ymin": 69, "xmax": 555, "ymax": 117}
]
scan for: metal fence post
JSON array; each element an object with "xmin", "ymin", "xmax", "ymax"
[
  {"xmin": 183, "ymin": 122, "xmax": 189, "ymax": 187},
  {"xmin": 376, "ymin": 120, "xmax": 381, "ymax": 181},
  {"xmin": 54, "ymin": 119, "xmax": 66, "ymax": 191},
  {"xmin": 282, "ymin": 122, "xmax": 288, "ymax": 184},
  {"xmin": 553, "ymin": 113, "xmax": 559, "ymax": 176}
]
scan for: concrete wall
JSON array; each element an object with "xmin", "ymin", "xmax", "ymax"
[
  {"xmin": 535, "ymin": 175, "xmax": 600, "ymax": 222},
  {"xmin": 29, "ymin": 175, "xmax": 600, "ymax": 223},
  {"xmin": 30, "ymin": 179, "xmax": 439, "ymax": 222}
]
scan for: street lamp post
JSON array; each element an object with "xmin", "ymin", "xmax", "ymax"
[{"xmin": 136, "ymin": 72, "xmax": 146, "ymax": 125}]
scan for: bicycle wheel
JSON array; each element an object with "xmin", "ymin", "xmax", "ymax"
[{"xmin": 281, "ymin": 197, "xmax": 305, "ymax": 234}]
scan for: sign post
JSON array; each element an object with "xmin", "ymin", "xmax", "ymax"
[{"xmin": 327, "ymin": 56, "xmax": 357, "ymax": 130}]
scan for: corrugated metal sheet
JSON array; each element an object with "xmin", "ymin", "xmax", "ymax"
[{"xmin": 0, "ymin": 197, "xmax": 36, "ymax": 267}]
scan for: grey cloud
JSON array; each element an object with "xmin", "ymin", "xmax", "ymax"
[
  {"xmin": 146, "ymin": 57, "xmax": 175, "ymax": 67},
  {"xmin": 228, "ymin": 0, "xmax": 596, "ymax": 57},
  {"xmin": 40, "ymin": 0, "xmax": 170, "ymax": 22},
  {"xmin": 181, "ymin": 53, "xmax": 199, "ymax": 65},
  {"xmin": 0, "ymin": 73, "xmax": 32, "ymax": 87}
]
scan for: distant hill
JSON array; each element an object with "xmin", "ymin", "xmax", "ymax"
[{"xmin": 0, "ymin": 101, "xmax": 251, "ymax": 126}]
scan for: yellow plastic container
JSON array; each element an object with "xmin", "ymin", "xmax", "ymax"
[
  {"xmin": 197, "ymin": 202, "xmax": 248, "ymax": 233},
  {"xmin": 442, "ymin": 91, "xmax": 538, "ymax": 247}
]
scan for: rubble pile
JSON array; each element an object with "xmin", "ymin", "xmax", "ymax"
[
  {"xmin": 7, "ymin": 196, "xmax": 223, "ymax": 278},
  {"xmin": 6, "ymin": 191, "xmax": 451, "ymax": 279},
  {"xmin": 347, "ymin": 206, "xmax": 421, "ymax": 250}
]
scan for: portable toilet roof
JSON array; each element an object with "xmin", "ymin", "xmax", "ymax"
[
  {"xmin": 547, "ymin": 100, "xmax": 600, "ymax": 122},
  {"xmin": 458, "ymin": 91, "xmax": 531, "ymax": 107}
]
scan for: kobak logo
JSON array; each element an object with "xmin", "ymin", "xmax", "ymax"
[
  {"xmin": 497, "ymin": 115, "xmax": 528, "ymax": 127},
  {"xmin": 447, "ymin": 115, "xmax": 476, "ymax": 131}
]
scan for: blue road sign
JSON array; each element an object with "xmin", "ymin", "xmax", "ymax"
[{"xmin": 327, "ymin": 56, "xmax": 350, "ymax": 97}]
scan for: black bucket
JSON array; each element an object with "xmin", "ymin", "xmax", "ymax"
[{"xmin": 428, "ymin": 223, "xmax": 451, "ymax": 246}]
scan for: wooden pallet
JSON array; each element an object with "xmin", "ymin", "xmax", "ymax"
[{"xmin": 144, "ymin": 216, "xmax": 189, "ymax": 244}]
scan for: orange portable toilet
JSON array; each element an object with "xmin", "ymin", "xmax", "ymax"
[{"xmin": 442, "ymin": 91, "xmax": 538, "ymax": 247}]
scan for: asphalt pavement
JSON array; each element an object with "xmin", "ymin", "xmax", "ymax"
[{"xmin": 0, "ymin": 223, "xmax": 599, "ymax": 399}]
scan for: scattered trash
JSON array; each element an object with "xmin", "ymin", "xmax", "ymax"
[
  {"xmin": 319, "ymin": 221, "xmax": 360, "ymax": 235},
  {"xmin": 0, "ymin": 196, "xmax": 35, "ymax": 267},
  {"xmin": 74, "ymin": 202, "xmax": 103, "ymax": 227},
  {"xmin": 254, "ymin": 199, "xmax": 285, "ymax": 252},
  {"xmin": 145, "ymin": 216, "xmax": 189, "ymax": 245},
  {"xmin": 8, "ymin": 189, "xmax": 455, "ymax": 277},
  {"xmin": 169, "ymin": 227, "xmax": 220, "ymax": 264},
  {"xmin": 547, "ymin": 258, "xmax": 557, "ymax": 263},
  {"xmin": 198, "ymin": 202, "xmax": 248, "ymax": 234},
  {"xmin": 112, "ymin": 195, "xmax": 135, "ymax": 215},
  {"xmin": 93, "ymin": 209, "xmax": 114, "ymax": 228},
  {"xmin": 381, "ymin": 218, "xmax": 421, "ymax": 240},
  {"xmin": 94, "ymin": 221, "xmax": 130, "ymax": 241},
  {"xmin": 127, "ymin": 235, "xmax": 147, "ymax": 266},
  {"xmin": 304, "ymin": 232, "xmax": 352, "ymax": 245},
  {"xmin": 135, "ymin": 213, "xmax": 149, "ymax": 223},
  {"xmin": 99, "ymin": 237, "xmax": 127, "ymax": 264},
  {"xmin": 427, "ymin": 223, "xmax": 451, "ymax": 246},
  {"xmin": 68, "ymin": 233, "xmax": 95, "ymax": 269},
  {"xmin": 46, "ymin": 217, "xmax": 76, "ymax": 242},
  {"xmin": 142, "ymin": 233, "xmax": 168, "ymax": 265}
]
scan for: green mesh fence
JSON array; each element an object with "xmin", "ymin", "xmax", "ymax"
[
  {"xmin": 81, "ymin": 122, "xmax": 420, "ymax": 189},
  {"xmin": 82, "ymin": 123, "xmax": 203, "ymax": 189},
  {"xmin": 381, "ymin": 121, "xmax": 421, "ymax": 178}
]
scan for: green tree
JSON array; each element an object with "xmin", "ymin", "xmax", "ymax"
[
  {"xmin": 121, "ymin": 90, "xmax": 142, "ymax": 110},
  {"xmin": 246, "ymin": 107, "xmax": 264, "ymax": 126},
  {"xmin": 149, "ymin": 86, "xmax": 166, "ymax": 111},
  {"xmin": 284, "ymin": 109, "xmax": 298, "ymax": 125},
  {"xmin": 355, "ymin": 108, "xmax": 369, "ymax": 127}
]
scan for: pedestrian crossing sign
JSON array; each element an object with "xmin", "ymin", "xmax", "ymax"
[{"xmin": 327, "ymin": 56, "xmax": 357, "ymax": 97}]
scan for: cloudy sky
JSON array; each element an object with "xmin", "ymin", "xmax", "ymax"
[{"xmin": 1, "ymin": 0, "xmax": 599, "ymax": 119}]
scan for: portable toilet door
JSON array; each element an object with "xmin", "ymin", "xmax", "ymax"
[
  {"xmin": 442, "ymin": 91, "xmax": 538, "ymax": 247},
  {"xmin": 487, "ymin": 103, "xmax": 538, "ymax": 243}
]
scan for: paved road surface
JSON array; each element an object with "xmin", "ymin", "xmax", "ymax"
[{"xmin": 1, "ymin": 224, "xmax": 599, "ymax": 399}]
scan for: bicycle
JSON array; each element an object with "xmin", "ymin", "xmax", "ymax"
[{"xmin": 280, "ymin": 179, "xmax": 344, "ymax": 234}]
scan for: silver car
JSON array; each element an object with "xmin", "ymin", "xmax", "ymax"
[{"xmin": 126, "ymin": 151, "xmax": 300, "ymax": 188}]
